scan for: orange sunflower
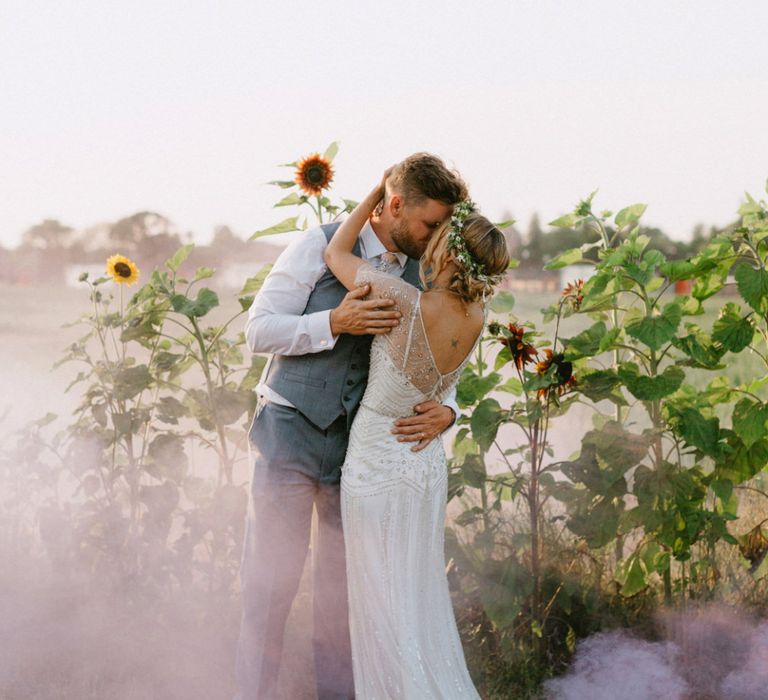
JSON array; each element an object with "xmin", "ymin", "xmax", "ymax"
[
  {"xmin": 295, "ymin": 153, "xmax": 334, "ymax": 196},
  {"xmin": 498, "ymin": 322, "xmax": 538, "ymax": 370},
  {"xmin": 562, "ymin": 278, "xmax": 585, "ymax": 310}
]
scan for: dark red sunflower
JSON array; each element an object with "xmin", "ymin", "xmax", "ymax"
[
  {"xmin": 535, "ymin": 348, "xmax": 576, "ymax": 399},
  {"xmin": 562, "ymin": 278, "xmax": 585, "ymax": 310},
  {"xmin": 295, "ymin": 153, "xmax": 334, "ymax": 196},
  {"xmin": 498, "ymin": 322, "xmax": 538, "ymax": 370},
  {"xmin": 738, "ymin": 523, "xmax": 768, "ymax": 574}
]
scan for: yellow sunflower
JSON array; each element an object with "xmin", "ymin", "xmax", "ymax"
[
  {"xmin": 106, "ymin": 254, "xmax": 140, "ymax": 285},
  {"xmin": 295, "ymin": 153, "xmax": 334, "ymax": 196}
]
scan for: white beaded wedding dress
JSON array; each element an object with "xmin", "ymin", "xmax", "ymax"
[{"xmin": 341, "ymin": 263, "xmax": 483, "ymax": 699}]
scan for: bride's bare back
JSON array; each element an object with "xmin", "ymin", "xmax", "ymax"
[
  {"xmin": 353, "ymin": 263, "xmax": 485, "ymax": 404},
  {"xmin": 418, "ymin": 290, "xmax": 484, "ymax": 376}
]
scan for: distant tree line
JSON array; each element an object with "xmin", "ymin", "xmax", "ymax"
[
  {"xmin": 0, "ymin": 210, "xmax": 732, "ymax": 285},
  {"xmin": 0, "ymin": 213, "xmax": 276, "ymax": 285}
]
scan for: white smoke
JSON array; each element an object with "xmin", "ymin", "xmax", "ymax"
[
  {"xmin": 543, "ymin": 631, "xmax": 688, "ymax": 700},
  {"xmin": 545, "ymin": 606, "xmax": 768, "ymax": 700},
  {"xmin": 721, "ymin": 623, "xmax": 768, "ymax": 700}
]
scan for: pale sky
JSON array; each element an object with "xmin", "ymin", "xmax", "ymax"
[{"xmin": 1, "ymin": 0, "xmax": 767, "ymax": 248}]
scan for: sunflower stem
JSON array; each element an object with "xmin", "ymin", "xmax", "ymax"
[{"xmin": 119, "ymin": 284, "xmax": 125, "ymax": 363}]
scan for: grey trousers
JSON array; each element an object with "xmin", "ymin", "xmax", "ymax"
[{"xmin": 233, "ymin": 400, "xmax": 354, "ymax": 700}]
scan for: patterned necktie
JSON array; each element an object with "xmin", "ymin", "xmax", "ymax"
[{"xmin": 375, "ymin": 252, "xmax": 399, "ymax": 273}]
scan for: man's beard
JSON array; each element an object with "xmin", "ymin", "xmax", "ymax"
[{"xmin": 390, "ymin": 219, "xmax": 426, "ymax": 260}]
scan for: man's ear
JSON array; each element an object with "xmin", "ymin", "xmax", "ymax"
[{"xmin": 387, "ymin": 193, "xmax": 403, "ymax": 217}]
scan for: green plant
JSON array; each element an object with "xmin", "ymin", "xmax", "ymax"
[
  {"xmin": 446, "ymin": 287, "xmax": 591, "ymax": 660},
  {"xmin": 250, "ymin": 142, "xmax": 355, "ymax": 240},
  {"xmin": 45, "ymin": 247, "xmax": 267, "ymax": 601},
  {"xmin": 545, "ymin": 189, "xmax": 768, "ymax": 603}
]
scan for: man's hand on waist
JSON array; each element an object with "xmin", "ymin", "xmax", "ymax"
[
  {"xmin": 329, "ymin": 284, "xmax": 402, "ymax": 337},
  {"xmin": 391, "ymin": 401, "xmax": 455, "ymax": 453}
]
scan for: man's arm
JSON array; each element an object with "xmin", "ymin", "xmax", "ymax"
[
  {"xmin": 392, "ymin": 386, "xmax": 461, "ymax": 453},
  {"xmin": 245, "ymin": 228, "xmax": 337, "ymax": 355},
  {"xmin": 442, "ymin": 389, "xmax": 460, "ymax": 430},
  {"xmin": 245, "ymin": 227, "xmax": 402, "ymax": 355},
  {"xmin": 324, "ymin": 178, "xmax": 387, "ymax": 290}
]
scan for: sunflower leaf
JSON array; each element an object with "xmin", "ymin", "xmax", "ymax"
[
  {"xmin": 170, "ymin": 288, "xmax": 219, "ymax": 318},
  {"xmin": 549, "ymin": 213, "xmax": 579, "ymax": 229},
  {"xmin": 193, "ymin": 267, "xmax": 215, "ymax": 281},
  {"xmin": 268, "ymin": 180, "xmax": 296, "ymax": 189},
  {"xmin": 114, "ymin": 365, "xmax": 153, "ymax": 401},
  {"xmin": 470, "ymin": 398, "xmax": 505, "ymax": 452},
  {"xmin": 735, "ymin": 263, "xmax": 768, "ymax": 313},
  {"xmin": 544, "ymin": 247, "xmax": 583, "ymax": 270},
  {"xmin": 618, "ymin": 363, "xmax": 685, "ymax": 401},
  {"xmin": 672, "ymin": 407, "xmax": 721, "ymax": 457},
  {"xmin": 490, "ymin": 292, "xmax": 515, "ymax": 313},
  {"xmin": 323, "ymin": 142, "xmax": 340, "ymax": 162},
  {"xmin": 274, "ymin": 192, "xmax": 304, "ymax": 208},
  {"xmin": 166, "ymin": 244, "xmax": 195, "ymax": 273},
  {"xmin": 249, "ymin": 217, "xmax": 301, "ymax": 240},
  {"xmin": 732, "ymin": 398, "xmax": 768, "ymax": 448},
  {"xmin": 615, "ymin": 204, "xmax": 648, "ymax": 229},
  {"xmin": 625, "ymin": 302, "xmax": 682, "ymax": 351},
  {"xmin": 712, "ymin": 303, "xmax": 755, "ymax": 353}
]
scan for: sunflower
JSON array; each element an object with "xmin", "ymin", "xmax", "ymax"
[
  {"xmin": 738, "ymin": 523, "xmax": 768, "ymax": 574},
  {"xmin": 535, "ymin": 349, "xmax": 576, "ymax": 399},
  {"xmin": 498, "ymin": 322, "xmax": 538, "ymax": 370},
  {"xmin": 295, "ymin": 153, "xmax": 334, "ymax": 196},
  {"xmin": 562, "ymin": 278, "xmax": 585, "ymax": 310},
  {"xmin": 106, "ymin": 254, "xmax": 140, "ymax": 285}
]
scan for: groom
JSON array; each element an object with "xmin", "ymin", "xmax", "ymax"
[{"xmin": 234, "ymin": 153, "xmax": 467, "ymax": 700}]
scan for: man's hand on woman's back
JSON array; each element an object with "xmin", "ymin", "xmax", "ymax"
[{"xmin": 329, "ymin": 284, "xmax": 402, "ymax": 337}]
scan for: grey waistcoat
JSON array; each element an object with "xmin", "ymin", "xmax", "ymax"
[{"xmin": 262, "ymin": 223, "xmax": 421, "ymax": 430}]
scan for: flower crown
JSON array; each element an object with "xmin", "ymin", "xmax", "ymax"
[{"xmin": 446, "ymin": 199, "xmax": 504, "ymax": 286}]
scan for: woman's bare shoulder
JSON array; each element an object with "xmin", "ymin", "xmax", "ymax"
[{"xmin": 420, "ymin": 292, "xmax": 484, "ymax": 331}]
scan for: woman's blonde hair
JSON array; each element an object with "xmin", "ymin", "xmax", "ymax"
[{"xmin": 419, "ymin": 213, "xmax": 510, "ymax": 303}]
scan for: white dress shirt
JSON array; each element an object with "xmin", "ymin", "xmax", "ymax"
[{"xmin": 245, "ymin": 221, "xmax": 459, "ymax": 424}]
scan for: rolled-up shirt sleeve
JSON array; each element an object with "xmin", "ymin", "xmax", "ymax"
[
  {"xmin": 442, "ymin": 386, "xmax": 461, "ymax": 431},
  {"xmin": 245, "ymin": 228, "xmax": 339, "ymax": 355}
]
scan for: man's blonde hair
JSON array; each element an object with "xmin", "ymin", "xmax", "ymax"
[{"xmin": 387, "ymin": 153, "xmax": 467, "ymax": 206}]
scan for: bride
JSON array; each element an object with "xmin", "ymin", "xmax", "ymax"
[{"xmin": 324, "ymin": 170, "xmax": 510, "ymax": 699}]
